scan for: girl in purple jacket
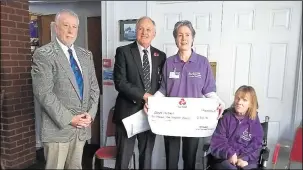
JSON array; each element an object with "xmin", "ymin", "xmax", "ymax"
[{"xmin": 210, "ymin": 85, "xmax": 264, "ymax": 169}]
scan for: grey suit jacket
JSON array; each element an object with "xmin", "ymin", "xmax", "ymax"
[{"xmin": 31, "ymin": 40, "xmax": 100, "ymax": 143}]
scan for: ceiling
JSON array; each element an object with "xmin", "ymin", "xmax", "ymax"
[{"xmin": 29, "ymin": 0, "xmax": 101, "ymax": 4}]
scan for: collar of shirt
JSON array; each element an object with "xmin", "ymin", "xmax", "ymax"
[
  {"xmin": 137, "ymin": 41, "xmax": 151, "ymax": 56},
  {"xmin": 56, "ymin": 37, "xmax": 75, "ymax": 61},
  {"xmin": 56, "ymin": 37, "xmax": 82, "ymax": 73},
  {"xmin": 174, "ymin": 48, "xmax": 198, "ymax": 63},
  {"xmin": 137, "ymin": 41, "xmax": 152, "ymax": 65}
]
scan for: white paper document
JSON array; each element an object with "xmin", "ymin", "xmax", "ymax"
[
  {"xmin": 122, "ymin": 110, "xmax": 151, "ymax": 138},
  {"xmin": 148, "ymin": 97, "xmax": 219, "ymax": 137}
]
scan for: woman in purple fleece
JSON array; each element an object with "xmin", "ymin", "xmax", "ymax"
[{"xmin": 210, "ymin": 85, "xmax": 264, "ymax": 169}]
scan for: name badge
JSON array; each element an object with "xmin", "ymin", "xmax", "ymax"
[{"xmin": 169, "ymin": 72, "xmax": 180, "ymax": 79}]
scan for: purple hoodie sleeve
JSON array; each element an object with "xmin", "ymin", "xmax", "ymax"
[
  {"xmin": 239, "ymin": 116, "xmax": 264, "ymax": 162},
  {"xmin": 210, "ymin": 114, "xmax": 236, "ymax": 160}
]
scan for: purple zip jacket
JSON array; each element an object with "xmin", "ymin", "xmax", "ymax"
[{"xmin": 210, "ymin": 109, "xmax": 264, "ymax": 164}]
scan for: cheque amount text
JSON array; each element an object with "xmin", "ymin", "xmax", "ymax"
[{"xmin": 197, "ymin": 116, "xmax": 208, "ymax": 120}]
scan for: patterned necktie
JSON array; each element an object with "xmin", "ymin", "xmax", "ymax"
[
  {"xmin": 68, "ymin": 49, "xmax": 83, "ymax": 100},
  {"xmin": 142, "ymin": 49, "xmax": 151, "ymax": 92}
]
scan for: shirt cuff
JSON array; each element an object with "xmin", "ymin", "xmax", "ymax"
[
  {"xmin": 226, "ymin": 147, "xmax": 236, "ymax": 159},
  {"xmin": 205, "ymin": 92, "xmax": 225, "ymax": 106},
  {"xmin": 240, "ymin": 156, "xmax": 249, "ymax": 162},
  {"xmin": 227, "ymin": 150, "xmax": 236, "ymax": 160},
  {"xmin": 154, "ymin": 91, "xmax": 165, "ymax": 97}
]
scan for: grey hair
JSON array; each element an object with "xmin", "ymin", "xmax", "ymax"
[
  {"xmin": 136, "ymin": 16, "xmax": 156, "ymax": 29},
  {"xmin": 55, "ymin": 9, "xmax": 79, "ymax": 25},
  {"xmin": 173, "ymin": 20, "xmax": 196, "ymax": 39}
]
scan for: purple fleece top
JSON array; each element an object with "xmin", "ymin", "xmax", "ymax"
[
  {"xmin": 158, "ymin": 50, "xmax": 216, "ymax": 97},
  {"xmin": 210, "ymin": 109, "xmax": 264, "ymax": 164}
]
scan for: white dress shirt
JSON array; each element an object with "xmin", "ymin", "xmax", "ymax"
[
  {"xmin": 56, "ymin": 37, "xmax": 83, "ymax": 73},
  {"xmin": 137, "ymin": 42, "xmax": 152, "ymax": 80}
]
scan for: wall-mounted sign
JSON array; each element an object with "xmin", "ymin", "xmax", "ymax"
[
  {"xmin": 103, "ymin": 70, "xmax": 113, "ymax": 81},
  {"xmin": 103, "ymin": 81, "xmax": 114, "ymax": 86},
  {"xmin": 103, "ymin": 59, "xmax": 112, "ymax": 68},
  {"xmin": 103, "ymin": 66, "xmax": 114, "ymax": 86}
]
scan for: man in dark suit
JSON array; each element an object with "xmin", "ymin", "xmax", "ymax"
[{"xmin": 113, "ymin": 16, "xmax": 166, "ymax": 169}]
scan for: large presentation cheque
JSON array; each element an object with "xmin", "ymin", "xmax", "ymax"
[{"xmin": 148, "ymin": 97, "xmax": 219, "ymax": 137}]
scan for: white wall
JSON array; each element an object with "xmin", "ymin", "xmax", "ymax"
[{"xmin": 29, "ymin": 1, "xmax": 101, "ymax": 48}]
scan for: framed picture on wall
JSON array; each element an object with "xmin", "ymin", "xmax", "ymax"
[{"xmin": 119, "ymin": 19, "xmax": 137, "ymax": 41}]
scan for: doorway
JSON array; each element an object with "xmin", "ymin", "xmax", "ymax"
[{"xmin": 87, "ymin": 16, "xmax": 102, "ymax": 145}]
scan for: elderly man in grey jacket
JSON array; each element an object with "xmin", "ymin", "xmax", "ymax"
[{"xmin": 31, "ymin": 9, "xmax": 100, "ymax": 169}]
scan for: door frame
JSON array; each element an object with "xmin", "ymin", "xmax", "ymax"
[{"xmin": 291, "ymin": 26, "xmax": 302, "ymax": 137}]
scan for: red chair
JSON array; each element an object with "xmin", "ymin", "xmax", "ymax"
[
  {"xmin": 287, "ymin": 126, "xmax": 302, "ymax": 169},
  {"xmin": 272, "ymin": 126, "xmax": 303, "ymax": 169},
  {"xmin": 92, "ymin": 107, "xmax": 136, "ymax": 169}
]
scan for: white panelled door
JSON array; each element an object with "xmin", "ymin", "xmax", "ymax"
[
  {"xmin": 218, "ymin": 1, "xmax": 302, "ymax": 145},
  {"xmin": 148, "ymin": 1, "xmax": 223, "ymax": 169},
  {"xmin": 148, "ymin": 1, "xmax": 301, "ymax": 169},
  {"xmin": 149, "ymin": 1, "xmax": 223, "ymax": 61}
]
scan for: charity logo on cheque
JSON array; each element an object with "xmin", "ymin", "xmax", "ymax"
[{"xmin": 178, "ymin": 98, "xmax": 187, "ymax": 108}]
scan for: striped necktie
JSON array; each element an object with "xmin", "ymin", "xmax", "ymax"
[
  {"xmin": 68, "ymin": 48, "xmax": 83, "ymax": 100},
  {"xmin": 142, "ymin": 49, "xmax": 151, "ymax": 92}
]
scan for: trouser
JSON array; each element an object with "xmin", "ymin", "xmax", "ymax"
[
  {"xmin": 115, "ymin": 123, "xmax": 156, "ymax": 169},
  {"xmin": 164, "ymin": 136, "xmax": 200, "ymax": 170},
  {"xmin": 43, "ymin": 133, "xmax": 86, "ymax": 169},
  {"xmin": 213, "ymin": 160, "xmax": 258, "ymax": 170}
]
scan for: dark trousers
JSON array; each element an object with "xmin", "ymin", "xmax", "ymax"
[
  {"xmin": 115, "ymin": 123, "xmax": 156, "ymax": 169},
  {"xmin": 164, "ymin": 136, "xmax": 199, "ymax": 170},
  {"xmin": 213, "ymin": 160, "xmax": 258, "ymax": 170}
]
